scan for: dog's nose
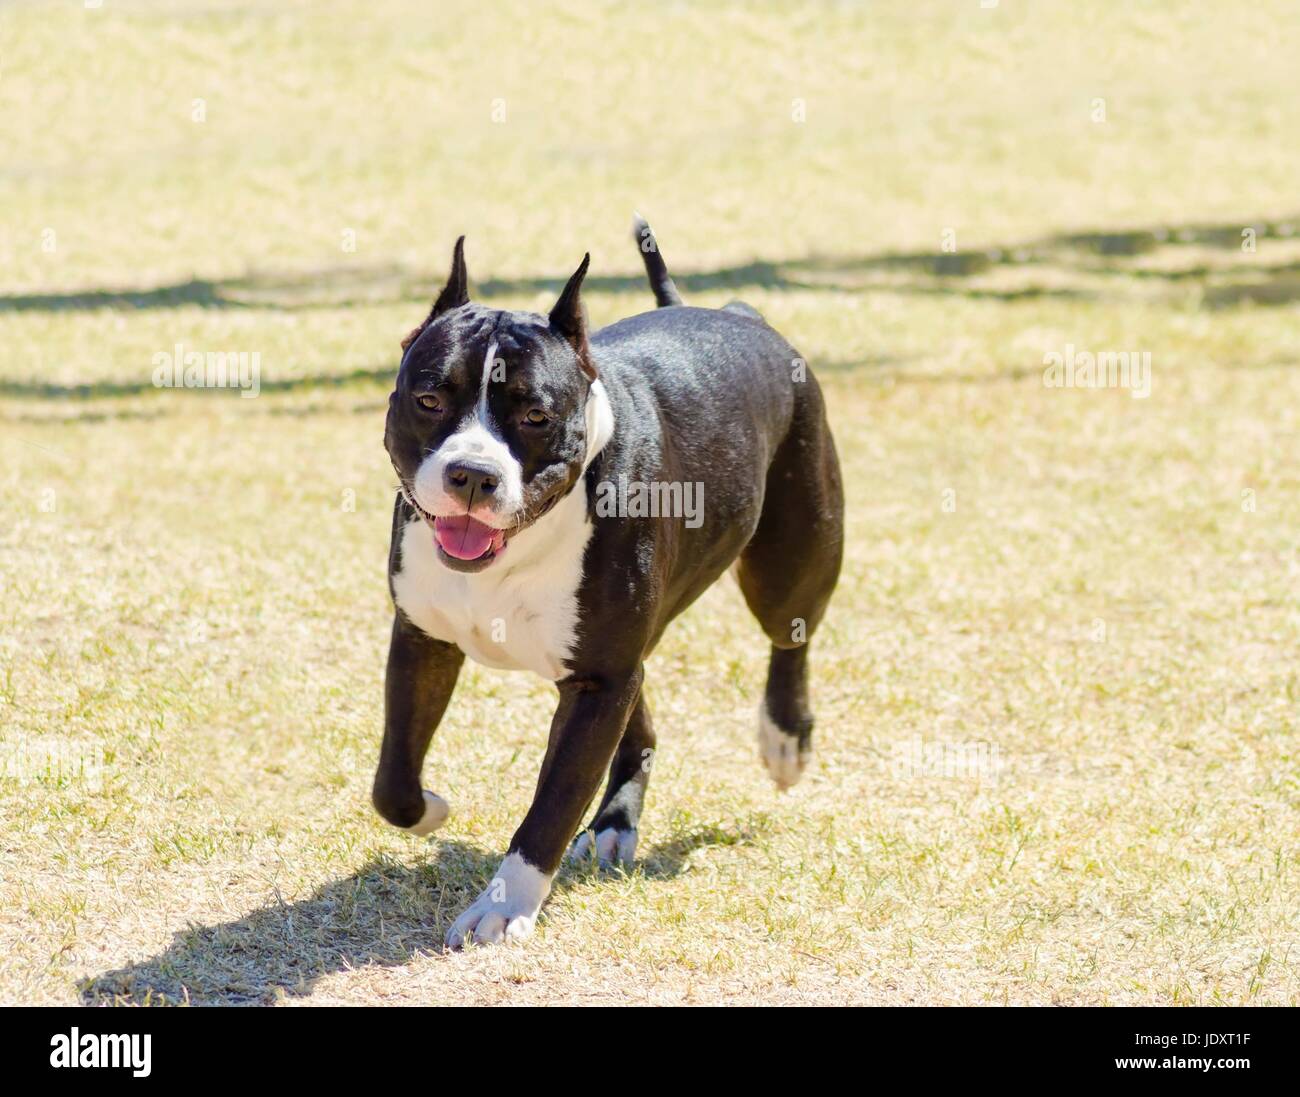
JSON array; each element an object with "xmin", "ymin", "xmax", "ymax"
[{"xmin": 444, "ymin": 460, "xmax": 500, "ymax": 502}]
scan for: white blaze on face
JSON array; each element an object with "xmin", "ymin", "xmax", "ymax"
[{"xmin": 411, "ymin": 338, "xmax": 525, "ymax": 523}]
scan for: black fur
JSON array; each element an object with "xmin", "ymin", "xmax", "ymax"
[
  {"xmin": 375, "ymin": 222, "xmax": 843, "ymax": 889},
  {"xmin": 631, "ymin": 214, "xmax": 682, "ymax": 307}
]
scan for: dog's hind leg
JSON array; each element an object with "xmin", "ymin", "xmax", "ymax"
[
  {"xmin": 567, "ymin": 691, "xmax": 655, "ymax": 867},
  {"xmin": 735, "ymin": 371, "xmax": 844, "ymax": 790}
]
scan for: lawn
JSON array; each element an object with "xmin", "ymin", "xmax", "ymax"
[{"xmin": 1, "ymin": 0, "xmax": 1298, "ymax": 1005}]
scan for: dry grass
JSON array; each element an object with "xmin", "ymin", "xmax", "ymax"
[{"xmin": 1, "ymin": 0, "xmax": 1298, "ymax": 1005}]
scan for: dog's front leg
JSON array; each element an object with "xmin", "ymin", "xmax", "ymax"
[
  {"xmin": 372, "ymin": 614, "xmax": 464, "ymax": 835},
  {"xmin": 444, "ymin": 667, "xmax": 643, "ymax": 949}
]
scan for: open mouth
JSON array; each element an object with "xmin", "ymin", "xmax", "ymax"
[
  {"xmin": 431, "ymin": 513, "xmax": 507, "ymax": 563},
  {"xmin": 405, "ymin": 495, "xmax": 509, "ymax": 569},
  {"xmin": 403, "ymin": 484, "xmax": 565, "ymax": 571}
]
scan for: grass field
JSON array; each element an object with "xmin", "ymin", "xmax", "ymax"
[{"xmin": 2, "ymin": 0, "xmax": 1299, "ymax": 1005}]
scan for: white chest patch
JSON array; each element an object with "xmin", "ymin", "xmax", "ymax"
[{"xmin": 392, "ymin": 483, "xmax": 594, "ymax": 680}]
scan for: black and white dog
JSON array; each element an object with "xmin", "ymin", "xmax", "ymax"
[{"xmin": 374, "ymin": 219, "xmax": 843, "ymax": 948}]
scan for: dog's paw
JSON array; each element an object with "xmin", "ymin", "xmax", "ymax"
[
  {"xmin": 567, "ymin": 826, "xmax": 638, "ymax": 869},
  {"xmin": 758, "ymin": 702, "xmax": 810, "ymax": 791},
  {"xmin": 444, "ymin": 853, "xmax": 552, "ymax": 950},
  {"xmin": 405, "ymin": 790, "xmax": 450, "ymax": 836}
]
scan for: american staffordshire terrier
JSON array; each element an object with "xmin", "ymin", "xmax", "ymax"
[{"xmin": 373, "ymin": 218, "xmax": 843, "ymax": 948}]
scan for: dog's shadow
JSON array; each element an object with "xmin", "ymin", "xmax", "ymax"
[{"xmin": 79, "ymin": 823, "xmax": 756, "ymax": 1005}]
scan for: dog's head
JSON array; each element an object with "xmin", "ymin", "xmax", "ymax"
[{"xmin": 385, "ymin": 238, "xmax": 610, "ymax": 573}]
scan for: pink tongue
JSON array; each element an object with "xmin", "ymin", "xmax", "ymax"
[{"xmin": 433, "ymin": 515, "xmax": 499, "ymax": 560}]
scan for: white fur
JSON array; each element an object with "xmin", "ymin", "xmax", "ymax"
[
  {"xmin": 405, "ymin": 790, "xmax": 450, "ymax": 836},
  {"xmin": 758, "ymin": 699, "xmax": 808, "ymax": 790},
  {"xmin": 392, "ymin": 381, "xmax": 614, "ymax": 681},
  {"xmin": 568, "ymin": 826, "xmax": 638, "ymax": 867},
  {"xmin": 584, "ymin": 378, "xmax": 615, "ymax": 463},
  {"xmin": 444, "ymin": 852, "xmax": 552, "ymax": 948},
  {"xmin": 566, "ymin": 775, "xmax": 641, "ymax": 866}
]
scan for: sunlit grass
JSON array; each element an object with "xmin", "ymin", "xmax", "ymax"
[{"xmin": 1, "ymin": 0, "xmax": 1298, "ymax": 1005}]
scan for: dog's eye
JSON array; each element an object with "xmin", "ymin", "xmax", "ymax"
[
  {"xmin": 524, "ymin": 409, "xmax": 549, "ymax": 426},
  {"xmin": 415, "ymin": 393, "xmax": 442, "ymax": 412}
]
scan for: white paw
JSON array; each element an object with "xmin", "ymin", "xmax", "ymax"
[
  {"xmin": 567, "ymin": 826, "xmax": 638, "ymax": 868},
  {"xmin": 444, "ymin": 853, "xmax": 552, "ymax": 950},
  {"xmin": 405, "ymin": 790, "xmax": 450, "ymax": 836},
  {"xmin": 758, "ymin": 701, "xmax": 809, "ymax": 790}
]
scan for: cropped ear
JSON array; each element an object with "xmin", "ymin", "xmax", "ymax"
[
  {"xmin": 431, "ymin": 235, "xmax": 470, "ymax": 317},
  {"xmin": 402, "ymin": 236, "xmax": 469, "ymax": 351},
  {"xmin": 549, "ymin": 253, "xmax": 596, "ymax": 379}
]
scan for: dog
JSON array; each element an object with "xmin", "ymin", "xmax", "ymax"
[{"xmin": 373, "ymin": 218, "xmax": 844, "ymax": 948}]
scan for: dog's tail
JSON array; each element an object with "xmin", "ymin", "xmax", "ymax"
[{"xmin": 631, "ymin": 213, "xmax": 683, "ymax": 308}]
